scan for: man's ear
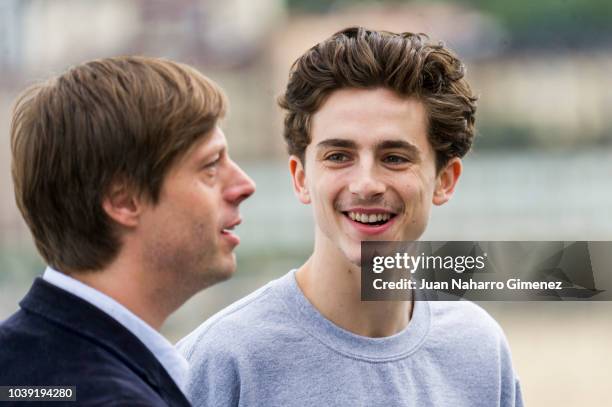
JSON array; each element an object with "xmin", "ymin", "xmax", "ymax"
[
  {"xmin": 101, "ymin": 181, "xmax": 145, "ymax": 228},
  {"xmin": 289, "ymin": 155, "xmax": 311, "ymax": 204},
  {"xmin": 432, "ymin": 157, "xmax": 462, "ymax": 206}
]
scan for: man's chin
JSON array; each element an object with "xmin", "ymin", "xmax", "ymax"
[
  {"xmin": 197, "ymin": 256, "xmax": 236, "ymax": 288},
  {"xmin": 340, "ymin": 247, "xmax": 363, "ymax": 268},
  {"xmin": 217, "ymin": 257, "xmax": 237, "ymax": 280}
]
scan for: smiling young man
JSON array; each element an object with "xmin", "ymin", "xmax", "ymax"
[
  {"xmin": 0, "ymin": 57, "xmax": 254, "ymax": 405},
  {"xmin": 178, "ymin": 28, "xmax": 523, "ymax": 406}
]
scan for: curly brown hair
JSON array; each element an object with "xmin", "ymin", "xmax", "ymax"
[{"xmin": 278, "ymin": 26, "xmax": 477, "ymax": 171}]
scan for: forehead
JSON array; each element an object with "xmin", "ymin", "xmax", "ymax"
[
  {"xmin": 309, "ymin": 87, "xmax": 429, "ymax": 150},
  {"xmin": 193, "ymin": 127, "xmax": 225, "ymax": 155},
  {"xmin": 173, "ymin": 126, "xmax": 226, "ymax": 168}
]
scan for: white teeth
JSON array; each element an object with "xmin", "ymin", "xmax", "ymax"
[{"xmin": 346, "ymin": 211, "xmax": 392, "ymax": 224}]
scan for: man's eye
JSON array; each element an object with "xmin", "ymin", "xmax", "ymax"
[
  {"xmin": 382, "ymin": 155, "xmax": 409, "ymax": 164},
  {"xmin": 202, "ymin": 155, "xmax": 221, "ymax": 172},
  {"xmin": 325, "ymin": 153, "xmax": 350, "ymax": 162},
  {"xmin": 205, "ymin": 159, "xmax": 220, "ymax": 168}
]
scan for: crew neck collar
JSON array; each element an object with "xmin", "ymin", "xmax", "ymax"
[{"xmin": 275, "ymin": 269, "xmax": 431, "ymax": 362}]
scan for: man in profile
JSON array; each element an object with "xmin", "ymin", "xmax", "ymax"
[
  {"xmin": 179, "ymin": 28, "xmax": 523, "ymax": 406},
  {"xmin": 0, "ymin": 57, "xmax": 255, "ymax": 405}
]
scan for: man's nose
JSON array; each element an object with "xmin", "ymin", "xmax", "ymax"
[
  {"xmin": 348, "ymin": 162, "xmax": 385, "ymax": 200},
  {"xmin": 223, "ymin": 159, "xmax": 256, "ymax": 205}
]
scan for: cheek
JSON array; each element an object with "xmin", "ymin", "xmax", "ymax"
[
  {"xmin": 310, "ymin": 182, "xmax": 334, "ymax": 219},
  {"xmin": 310, "ymin": 170, "xmax": 341, "ymax": 205},
  {"xmin": 412, "ymin": 168, "xmax": 437, "ymax": 200},
  {"xmin": 189, "ymin": 183, "xmax": 221, "ymax": 213},
  {"xmin": 396, "ymin": 170, "xmax": 436, "ymax": 219}
]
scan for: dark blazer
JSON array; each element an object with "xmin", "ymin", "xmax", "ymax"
[{"xmin": 0, "ymin": 278, "xmax": 191, "ymax": 406}]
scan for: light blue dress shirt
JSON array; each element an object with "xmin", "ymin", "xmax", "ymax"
[{"xmin": 42, "ymin": 267, "xmax": 189, "ymax": 393}]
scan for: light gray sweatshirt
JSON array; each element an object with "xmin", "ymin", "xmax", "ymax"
[{"xmin": 177, "ymin": 270, "xmax": 523, "ymax": 407}]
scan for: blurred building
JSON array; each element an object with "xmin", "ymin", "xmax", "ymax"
[
  {"xmin": 0, "ymin": 0, "xmax": 284, "ymax": 74},
  {"xmin": 0, "ymin": 0, "xmax": 23, "ymax": 73},
  {"xmin": 1, "ymin": 0, "xmax": 611, "ymax": 245},
  {"xmin": 0, "ymin": 0, "xmax": 285, "ymax": 245},
  {"xmin": 270, "ymin": 2, "xmax": 612, "ymax": 149}
]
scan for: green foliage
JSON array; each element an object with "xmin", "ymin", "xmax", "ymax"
[
  {"xmin": 287, "ymin": 0, "xmax": 404, "ymax": 13},
  {"xmin": 463, "ymin": 0, "xmax": 612, "ymax": 30},
  {"xmin": 474, "ymin": 124, "xmax": 538, "ymax": 150},
  {"xmin": 287, "ymin": 0, "xmax": 612, "ymax": 33}
]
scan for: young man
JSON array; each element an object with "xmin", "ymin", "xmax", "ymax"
[
  {"xmin": 0, "ymin": 57, "xmax": 254, "ymax": 406},
  {"xmin": 179, "ymin": 27, "xmax": 523, "ymax": 406}
]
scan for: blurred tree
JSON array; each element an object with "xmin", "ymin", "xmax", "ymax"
[
  {"xmin": 464, "ymin": 0, "xmax": 612, "ymax": 49},
  {"xmin": 287, "ymin": 0, "xmax": 612, "ymax": 49},
  {"xmin": 287, "ymin": 0, "xmax": 403, "ymax": 13}
]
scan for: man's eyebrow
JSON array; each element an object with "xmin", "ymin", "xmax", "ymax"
[
  {"xmin": 315, "ymin": 138, "xmax": 358, "ymax": 149},
  {"xmin": 375, "ymin": 139, "xmax": 418, "ymax": 151},
  {"xmin": 196, "ymin": 145, "xmax": 225, "ymax": 165},
  {"xmin": 376, "ymin": 139, "xmax": 421, "ymax": 160}
]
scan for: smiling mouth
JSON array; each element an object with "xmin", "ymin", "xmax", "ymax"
[{"xmin": 343, "ymin": 211, "xmax": 397, "ymax": 226}]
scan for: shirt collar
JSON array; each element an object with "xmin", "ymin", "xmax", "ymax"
[{"xmin": 42, "ymin": 266, "xmax": 189, "ymax": 393}]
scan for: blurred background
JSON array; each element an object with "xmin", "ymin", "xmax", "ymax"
[{"xmin": 1, "ymin": 0, "xmax": 611, "ymax": 405}]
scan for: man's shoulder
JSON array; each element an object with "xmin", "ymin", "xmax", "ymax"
[
  {"xmin": 426, "ymin": 300, "xmax": 511, "ymax": 354},
  {"xmin": 2, "ymin": 307, "xmax": 114, "ymax": 370},
  {"xmin": 1, "ymin": 304, "xmax": 183, "ymax": 406},
  {"xmin": 0, "ymin": 307, "xmax": 88, "ymax": 363},
  {"xmin": 177, "ymin": 274, "xmax": 298, "ymax": 360}
]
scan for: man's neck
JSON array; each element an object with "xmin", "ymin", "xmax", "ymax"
[
  {"xmin": 68, "ymin": 257, "xmax": 183, "ymax": 330},
  {"xmin": 295, "ymin": 235, "xmax": 413, "ymax": 338}
]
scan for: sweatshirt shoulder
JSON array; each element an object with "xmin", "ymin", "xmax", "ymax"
[
  {"xmin": 428, "ymin": 300, "xmax": 508, "ymax": 344},
  {"xmin": 177, "ymin": 278, "xmax": 290, "ymax": 359}
]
